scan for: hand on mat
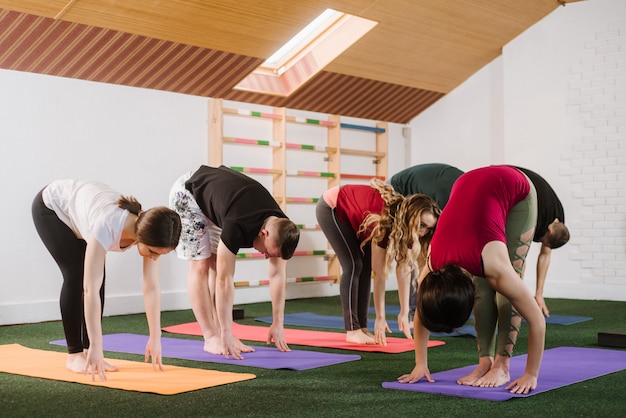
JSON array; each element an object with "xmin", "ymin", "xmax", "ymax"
[
  {"xmin": 84, "ymin": 347, "xmax": 108, "ymax": 381},
  {"xmin": 145, "ymin": 337, "xmax": 164, "ymax": 372},
  {"xmin": 506, "ymin": 373, "xmax": 537, "ymax": 394},
  {"xmin": 534, "ymin": 295, "xmax": 550, "ymax": 317},
  {"xmin": 397, "ymin": 363, "xmax": 434, "ymax": 384},
  {"xmin": 397, "ymin": 314, "xmax": 413, "ymax": 341},
  {"xmin": 222, "ymin": 333, "xmax": 255, "ymax": 360},
  {"xmin": 267, "ymin": 323, "xmax": 291, "ymax": 352},
  {"xmin": 374, "ymin": 318, "xmax": 391, "ymax": 346}
]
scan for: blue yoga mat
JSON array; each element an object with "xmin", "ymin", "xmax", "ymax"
[
  {"xmin": 527, "ymin": 314, "xmax": 593, "ymax": 325},
  {"xmin": 372, "ymin": 306, "xmax": 592, "ymax": 325},
  {"xmin": 50, "ymin": 333, "xmax": 360, "ymax": 371},
  {"xmin": 369, "ymin": 305, "xmax": 401, "ymax": 315},
  {"xmin": 369, "ymin": 305, "xmax": 454, "ymax": 318},
  {"xmin": 254, "ymin": 312, "xmax": 476, "ymax": 338},
  {"xmin": 382, "ymin": 346, "xmax": 626, "ymax": 401}
]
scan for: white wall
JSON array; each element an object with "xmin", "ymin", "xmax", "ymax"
[
  {"xmin": 0, "ymin": 70, "xmax": 407, "ymax": 325},
  {"xmin": 0, "ymin": 70, "xmax": 207, "ymax": 325},
  {"xmin": 409, "ymin": 0, "xmax": 626, "ymax": 302},
  {"xmin": 409, "ymin": 55, "xmax": 504, "ymax": 171}
]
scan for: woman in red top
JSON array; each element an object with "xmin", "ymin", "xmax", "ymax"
[
  {"xmin": 398, "ymin": 165, "xmax": 545, "ymax": 395},
  {"xmin": 316, "ymin": 179, "xmax": 440, "ymax": 345}
]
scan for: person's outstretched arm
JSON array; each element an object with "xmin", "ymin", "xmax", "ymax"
[
  {"xmin": 397, "ymin": 266, "xmax": 434, "ymax": 384},
  {"xmin": 397, "ymin": 308, "xmax": 434, "ymax": 383},
  {"xmin": 83, "ymin": 236, "xmax": 108, "ymax": 381},
  {"xmin": 482, "ymin": 241, "xmax": 546, "ymax": 394},
  {"xmin": 535, "ymin": 243, "xmax": 552, "ymax": 316},
  {"xmin": 395, "ymin": 261, "xmax": 413, "ymax": 340},
  {"xmin": 267, "ymin": 257, "xmax": 290, "ymax": 351},
  {"xmin": 371, "ymin": 244, "xmax": 391, "ymax": 345},
  {"xmin": 141, "ymin": 255, "xmax": 164, "ymax": 371}
]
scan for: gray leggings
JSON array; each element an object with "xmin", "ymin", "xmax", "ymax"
[
  {"xmin": 316, "ymin": 198, "xmax": 371, "ymax": 331},
  {"xmin": 473, "ymin": 180, "xmax": 538, "ymax": 358}
]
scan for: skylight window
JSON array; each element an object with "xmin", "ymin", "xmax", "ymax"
[
  {"xmin": 264, "ymin": 9, "xmax": 340, "ymax": 67},
  {"xmin": 234, "ymin": 9, "xmax": 377, "ymax": 97}
]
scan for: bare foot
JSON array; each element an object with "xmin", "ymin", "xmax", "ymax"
[
  {"xmin": 473, "ymin": 364, "xmax": 510, "ymax": 388},
  {"xmin": 457, "ymin": 356, "xmax": 493, "ymax": 386},
  {"xmin": 103, "ymin": 360, "xmax": 118, "ymax": 372},
  {"xmin": 361, "ymin": 328, "xmax": 375, "ymax": 338},
  {"xmin": 203, "ymin": 335, "xmax": 226, "ymax": 355},
  {"xmin": 66, "ymin": 352, "xmax": 87, "ymax": 373},
  {"xmin": 346, "ymin": 330, "xmax": 376, "ymax": 344},
  {"xmin": 234, "ymin": 337, "xmax": 255, "ymax": 353}
]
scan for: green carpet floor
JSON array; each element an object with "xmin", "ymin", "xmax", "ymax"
[{"xmin": 1, "ymin": 294, "xmax": 625, "ymax": 417}]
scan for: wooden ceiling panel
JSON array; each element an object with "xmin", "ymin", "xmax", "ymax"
[
  {"xmin": 0, "ymin": 1, "xmax": 581, "ymax": 123},
  {"xmin": 0, "ymin": 0, "xmax": 67, "ymax": 18},
  {"xmin": 326, "ymin": 0, "xmax": 561, "ymax": 92},
  {"xmin": 16, "ymin": 0, "xmax": 331, "ymax": 56}
]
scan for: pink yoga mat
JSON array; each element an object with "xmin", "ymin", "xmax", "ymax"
[{"xmin": 163, "ymin": 322, "xmax": 445, "ymax": 354}]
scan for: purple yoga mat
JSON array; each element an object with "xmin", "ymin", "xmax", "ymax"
[
  {"xmin": 50, "ymin": 333, "xmax": 360, "ymax": 371},
  {"xmin": 383, "ymin": 346, "xmax": 626, "ymax": 401}
]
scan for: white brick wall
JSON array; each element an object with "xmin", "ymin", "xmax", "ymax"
[{"xmin": 564, "ymin": 20, "xmax": 626, "ymax": 289}]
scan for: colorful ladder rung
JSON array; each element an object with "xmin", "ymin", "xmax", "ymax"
[
  {"xmin": 341, "ymin": 173, "xmax": 386, "ymax": 181},
  {"xmin": 293, "ymin": 250, "xmax": 335, "ymax": 256},
  {"xmin": 285, "ymin": 142, "xmax": 335, "ymax": 152},
  {"xmin": 234, "ymin": 275, "xmax": 337, "ymax": 288},
  {"xmin": 236, "ymin": 249, "xmax": 334, "ymax": 259},
  {"xmin": 285, "ymin": 197, "xmax": 319, "ymax": 203},
  {"xmin": 286, "ymin": 115, "xmax": 337, "ymax": 127},
  {"xmin": 294, "ymin": 275, "xmax": 336, "ymax": 284},
  {"xmin": 235, "ymin": 279, "xmax": 271, "ymax": 287},
  {"xmin": 223, "ymin": 137, "xmax": 281, "ymax": 147},
  {"xmin": 236, "ymin": 252, "xmax": 264, "ymax": 259},
  {"xmin": 296, "ymin": 223, "xmax": 320, "ymax": 230},
  {"xmin": 286, "ymin": 170, "xmax": 336, "ymax": 178},
  {"xmin": 340, "ymin": 147, "xmax": 385, "ymax": 158},
  {"xmin": 224, "ymin": 107, "xmax": 282, "ymax": 120},
  {"xmin": 230, "ymin": 166, "xmax": 283, "ymax": 175},
  {"xmin": 340, "ymin": 123, "xmax": 386, "ymax": 133}
]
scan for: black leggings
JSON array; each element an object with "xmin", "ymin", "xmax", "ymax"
[{"xmin": 31, "ymin": 189, "xmax": 105, "ymax": 354}]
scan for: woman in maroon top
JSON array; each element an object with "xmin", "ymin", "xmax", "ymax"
[
  {"xmin": 316, "ymin": 179, "xmax": 440, "ymax": 345},
  {"xmin": 398, "ymin": 166, "xmax": 545, "ymax": 395}
]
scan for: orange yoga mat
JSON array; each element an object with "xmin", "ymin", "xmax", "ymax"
[
  {"xmin": 163, "ymin": 322, "xmax": 445, "ymax": 354},
  {"xmin": 0, "ymin": 344, "xmax": 255, "ymax": 395}
]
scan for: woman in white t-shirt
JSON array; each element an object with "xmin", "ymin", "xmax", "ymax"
[{"xmin": 32, "ymin": 180, "xmax": 182, "ymax": 381}]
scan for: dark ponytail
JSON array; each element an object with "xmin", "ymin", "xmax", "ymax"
[
  {"xmin": 117, "ymin": 196, "xmax": 181, "ymax": 249},
  {"xmin": 116, "ymin": 195, "xmax": 142, "ymax": 215}
]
